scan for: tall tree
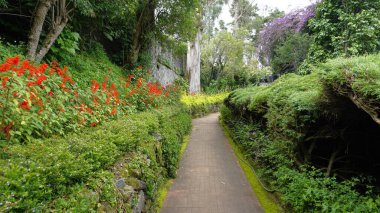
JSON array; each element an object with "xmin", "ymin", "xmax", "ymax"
[
  {"xmin": 307, "ymin": 0, "xmax": 380, "ymax": 62},
  {"xmin": 127, "ymin": 0, "xmax": 156, "ymax": 66},
  {"xmin": 27, "ymin": 0, "xmax": 94, "ymax": 62},
  {"xmin": 187, "ymin": 0, "xmax": 226, "ymax": 94},
  {"xmin": 230, "ymin": 0, "xmax": 258, "ymax": 32}
]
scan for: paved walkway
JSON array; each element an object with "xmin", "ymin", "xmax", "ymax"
[{"xmin": 161, "ymin": 113, "xmax": 263, "ymax": 213}]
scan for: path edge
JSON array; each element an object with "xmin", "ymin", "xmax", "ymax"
[
  {"xmin": 220, "ymin": 118, "xmax": 282, "ymax": 213},
  {"xmin": 156, "ymin": 134, "xmax": 191, "ymax": 212}
]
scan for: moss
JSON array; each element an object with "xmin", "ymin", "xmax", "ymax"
[
  {"xmin": 220, "ymin": 120, "xmax": 282, "ymax": 213},
  {"xmin": 180, "ymin": 135, "xmax": 190, "ymax": 157},
  {"xmin": 155, "ymin": 179, "xmax": 173, "ymax": 212}
]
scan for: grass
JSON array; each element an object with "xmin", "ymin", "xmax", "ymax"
[
  {"xmin": 220, "ymin": 120, "xmax": 282, "ymax": 213},
  {"xmin": 156, "ymin": 134, "xmax": 190, "ymax": 211}
]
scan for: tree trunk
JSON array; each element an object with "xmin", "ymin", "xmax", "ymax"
[
  {"xmin": 27, "ymin": 0, "xmax": 56, "ymax": 61},
  {"xmin": 35, "ymin": 16, "xmax": 68, "ymax": 63},
  {"xmin": 187, "ymin": 29, "xmax": 202, "ymax": 94},
  {"xmin": 128, "ymin": 0, "xmax": 155, "ymax": 67},
  {"xmin": 129, "ymin": 14, "xmax": 144, "ymax": 66}
]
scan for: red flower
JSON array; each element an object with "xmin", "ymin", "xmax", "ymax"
[
  {"xmin": 91, "ymin": 80, "xmax": 100, "ymax": 94},
  {"xmin": 38, "ymin": 64, "xmax": 49, "ymax": 74},
  {"xmin": 36, "ymin": 75, "xmax": 47, "ymax": 85},
  {"xmin": 2, "ymin": 76, "xmax": 9, "ymax": 88},
  {"xmin": 165, "ymin": 91, "xmax": 169, "ymax": 97},
  {"xmin": 102, "ymin": 76, "xmax": 108, "ymax": 91},
  {"xmin": 7, "ymin": 55, "xmax": 20, "ymax": 66},
  {"xmin": 19, "ymin": 100, "xmax": 31, "ymax": 110},
  {"xmin": 3, "ymin": 122, "xmax": 13, "ymax": 138},
  {"xmin": 27, "ymin": 81, "xmax": 35, "ymax": 88},
  {"xmin": 47, "ymin": 91, "xmax": 53, "ymax": 96},
  {"xmin": 0, "ymin": 63, "xmax": 11, "ymax": 72},
  {"xmin": 86, "ymin": 108, "xmax": 93, "ymax": 114},
  {"xmin": 73, "ymin": 90, "xmax": 78, "ymax": 97},
  {"xmin": 111, "ymin": 107, "xmax": 117, "ymax": 115},
  {"xmin": 128, "ymin": 89, "xmax": 136, "ymax": 97},
  {"xmin": 137, "ymin": 78, "xmax": 142, "ymax": 88},
  {"xmin": 112, "ymin": 90, "xmax": 118, "ymax": 97}
]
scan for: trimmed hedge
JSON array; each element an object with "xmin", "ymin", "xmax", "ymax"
[
  {"xmin": 0, "ymin": 105, "xmax": 191, "ymax": 212},
  {"xmin": 181, "ymin": 93, "xmax": 228, "ymax": 117},
  {"xmin": 222, "ymin": 54, "xmax": 380, "ymax": 212},
  {"xmin": 225, "ymin": 73, "xmax": 329, "ymax": 141}
]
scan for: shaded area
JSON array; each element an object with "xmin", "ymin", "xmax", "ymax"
[{"xmin": 302, "ymin": 94, "xmax": 380, "ymax": 184}]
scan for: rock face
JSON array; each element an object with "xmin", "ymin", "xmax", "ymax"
[
  {"xmin": 149, "ymin": 40, "xmax": 185, "ymax": 86},
  {"xmin": 132, "ymin": 191, "xmax": 145, "ymax": 213}
]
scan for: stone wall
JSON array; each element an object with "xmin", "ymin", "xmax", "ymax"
[{"xmin": 149, "ymin": 40, "xmax": 185, "ymax": 86}]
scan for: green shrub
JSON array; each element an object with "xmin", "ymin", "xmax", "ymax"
[
  {"xmin": 222, "ymin": 54, "xmax": 380, "ymax": 211},
  {"xmin": 181, "ymin": 93, "xmax": 228, "ymax": 117},
  {"xmin": 318, "ymin": 54, "xmax": 380, "ymax": 106},
  {"xmin": 225, "ymin": 73, "xmax": 327, "ymax": 141},
  {"xmin": 271, "ymin": 33, "xmax": 312, "ymax": 75},
  {"xmin": 275, "ymin": 167, "xmax": 380, "ymax": 212},
  {"xmin": 0, "ymin": 105, "xmax": 191, "ymax": 212},
  {"xmin": 222, "ymin": 105, "xmax": 380, "ymax": 212}
]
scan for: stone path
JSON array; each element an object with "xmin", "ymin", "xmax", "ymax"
[{"xmin": 161, "ymin": 113, "xmax": 263, "ymax": 213}]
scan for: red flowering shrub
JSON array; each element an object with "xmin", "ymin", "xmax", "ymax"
[{"xmin": 0, "ymin": 56, "xmax": 180, "ymax": 143}]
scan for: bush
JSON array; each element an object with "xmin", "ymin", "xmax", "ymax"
[
  {"xmin": 0, "ymin": 56, "xmax": 180, "ymax": 143},
  {"xmin": 221, "ymin": 105, "xmax": 380, "ymax": 212},
  {"xmin": 181, "ymin": 93, "xmax": 228, "ymax": 117},
  {"xmin": 275, "ymin": 167, "xmax": 380, "ymax": 212},
  {"xmin": 271, "ymin": 33, "xmax": 312, "ymax": 75},
  {"xmin": 222, "ymin": 54, "xmax": 380, "ymax": 211},
  {"xmin": 0, "ymin": 105, "xmax": 192, "ymax": 212},
  {"xmin": 225, "ymin": 73, "xmax": 327, "ymax": 141}
]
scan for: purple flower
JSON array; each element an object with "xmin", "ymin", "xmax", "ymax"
[{"xmin": 257, "ymin": 4, "xmax": 316, "ymax": 66}]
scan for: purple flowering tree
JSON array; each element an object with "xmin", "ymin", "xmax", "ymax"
[{"xmin": 256, "ymin": 4, "xmax": 316, "ymax": 66}]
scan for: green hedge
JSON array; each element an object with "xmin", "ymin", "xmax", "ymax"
[
  {"xmin": 181, "ymin": 93, "xmax": 228, "ymax": 117},
  {"xmin": 225, "ymin": 73, "xmax": 328, "ymax": 141},
  {"xmin": 222, "ymin": 54, "xmax": 380, "ymax": 212},
  {"xmin": 221, "ymin": 106, "xmax": 380, "ymax": 212},
  {"xmin": 0, "ymin": 105, "xmax": 191, "ymax": 212}
]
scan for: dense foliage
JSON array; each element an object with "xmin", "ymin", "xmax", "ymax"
[
  {"xmin": 222, "ymin": 54, "xmax": 380, "ymax": 211},
  {"xmin": 0, "ymin": 106, "xmax": 191, "ymax": 211},
  {"xmin": 0, "ymin": 55, "xmax": 180, "ymax": 143},
  {"xmin": 181, "ymin": 92, "xmax": 228, "ymax": 117},
  {"xmin": 256, "ymin": 4, "xmax": 316, "ymax": 67},
  {"xmin": 0, "ymin": 0, "xmax": 199, "ymax": 66},
  {"xmin": 271, "ymin": 33, "xmax": 312, "ymax": 75},
  {"xmin": 307, "ymin": 0, "xmax": 380, "ymax": 62}
]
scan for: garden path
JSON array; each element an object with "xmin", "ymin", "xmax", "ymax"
[{"xmin": 161, "ymin": 113, "xmax": 263, "ymax": 213}]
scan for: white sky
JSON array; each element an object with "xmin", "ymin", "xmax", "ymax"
[{"xmin": 220, "ymin": 0, "xmax": 317, "ymax": 25}]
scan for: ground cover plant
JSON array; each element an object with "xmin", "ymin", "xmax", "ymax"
[
  {"xmin": 0, "ymin": 105, "xmax": 191, "ymax": 212},
  {"xmin": 222, "ymin": 54, "xmax": 380, "ymax": 212},
  {"xmin": 0, "ymin": 52, "xmax": 190, "ymax": 211}
]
